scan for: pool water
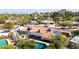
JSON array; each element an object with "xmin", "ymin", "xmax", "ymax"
[
  {"xmin": 0, "ymin": 40, "xmax": 8, "ymax": 46},
  {"xmin": 35, "ymin": 42, "xmax": 47, "ymax": 49}
]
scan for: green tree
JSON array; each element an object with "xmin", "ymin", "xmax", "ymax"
[
  {"xmin": 37, "ymin": 15, "xmax": 45, "ymax": 24},
  {"xmin": 48, "ymin": 35, "xmax": 69, "ymax": 49},
  {"xmin": 63, "ymin": 20, "xmax": 73, "ymax": 27},
  {"xmin": 21, "ymin": 15, "xmax": 30, "ymax": 24},
  {"xmin": 16, "ymin": 40, "xmax": 37, "ymax": 49},
  {"xmin": 65, "ymin": 15, "xmax": 72, "ymax": 21},
  {"xmin": 0, "ymin": 35, "xmax": 4, "ymax": 39},
  {"xmin": 43, "ymin": 13, "xmax": 50, "ymax": 19},
  {"xmin": 71, "ymin": 30, "xmax": 79, "ymax": 36},
  {"xmin": 0, "ymin": 14, "xmax": 8, "ymax": 20},
  {"xmin": 76, "ymin": 16, "xmax": 79, "ymax": 22},
  {"xmin": 53, "ymin": 12, "xmax": 61, "ymax": 24},
  {"xmin": 3, "ymin": 22, "xmax": 14, "ymax": 29}
]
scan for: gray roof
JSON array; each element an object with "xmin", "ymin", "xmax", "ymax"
[{"xmin": 70, "ymin": 36, "xmax": 79, "ymax": 44}]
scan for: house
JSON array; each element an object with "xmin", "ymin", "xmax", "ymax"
[
  {"xmin": 61, "ymin": 31, "xmax": 71, "ymax": 37},
  {"xmin": 0, "ymin": 32, "xmax": 9, "ymax": 37},
  {"xmin": 28, "ymin": 26, "xmax": 55, "ymax": 43},
  {"xmin": 59, "ymin": 17, "xmax": 64, "ymax": 21},
  {"xmin": 59, "ymin": 17, "xmax": 64, "ymax": 24},
  {"xmin": 41, "ymin": 20, "xmax": 55, "ymax": 24},
  {"xmin": 16, "ymin": 25, "xmax": 29, "ymax": 35},
  {"xmin": 71, "ymin": 17, "xmax": 79, "ymax": 26},
  {"xmin": 28, "ymin": 32, "xmax": 55, "ymax": 43},
  {"xmin": 72, "ymin": 22, "xmax": 79, "ymax": 26},
  {"xmin": 31, "ymin": 20, "xmax": 37, "ymax": 24},
  {"xmin": 0, "ymin": 29, "xmax": 9, "ymax": 33},
  {"xmin": 41, "ymin": 20, "xmax": 55, "ymax": 27},
  {"xmin": 6, "ymin": 20, "xmax": 17, "ymax": 23},
  {"xmin": 41, "ymin": 32, "xmax": 55, "ymax": 40},
  {"xmin": 53, "ymin": 27, "xmax": 72, "ymax": 37},
  {"xmin": 30, "ymin": 26, "xmax": 49, "ymax": 33},
  {"xmin": 70, "ymin": 36, "xmax": 79, "ymax": 44},
  {"xmin": 28, "ymin": 32, "xmax": 41, "ymax": 40},
  {"xmin": 8, "ymin": 16, "xmax": 14, "ymax": 20},
  {"xmin": 0, "ymin": 20, "xmax": 5, "ymax": 24},
  {"xmin": 35, "ymin": 24, "xmax": 46, "ymax": 27},
  {"xmin": 69, "ymin": 36, "xmax": 79, "ymax": 49},
  {"xmin": 30, "ymin": 27, "xmax": 40, "ymax": 33}
]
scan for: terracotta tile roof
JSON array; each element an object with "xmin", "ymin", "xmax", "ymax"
[
  {"xmin": 30, "ymin": 27, "xmax": 39, "ymax": 32},
  {"xmin": 29, "ymin": 26, "xmax": 55, "ymax": 39},
  {"xmin": 30, "ymin": 26, "xmax": 48, "ymax": 33},
  {"xmin": 41, "ymin": 32, "xmax": 55, "ymax": 39},
  {"xmin": 39, "ymin": 27, "xmax": 48, "ymax": 33}
]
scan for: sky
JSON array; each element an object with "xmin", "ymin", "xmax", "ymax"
[{"xmin": 0, "ymin": 9, "xmax": 79, "ymax": 14}]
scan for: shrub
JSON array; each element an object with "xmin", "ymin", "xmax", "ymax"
[
  {"xmin": 0, "ymin": 45, "xmax": 15, "ymax": 49},
  {"xmin": 72, "ymin": 30, "xmax": 79, "ymax": 36},
  {"xmin": 48, "ymin": 35, "xmax": 69, "ymax": 49},
  {"xmin": 16, "ymin": 40, "xmax": 37, "ymax": 49},
  {"xmin": 3, "ymin": 22, "xmax": 14, "ymax": 29}
]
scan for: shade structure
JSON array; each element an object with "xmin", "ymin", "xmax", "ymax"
[
  {"xmin": 53, "ymin": 31, "xmax": 61, "ymax": 36},
  {"xmin": 29, "ymin": 32, "xmax": 41, "ymax": 40},
  {"xmin": 29, "ymin": 32, "xmax": 41, "ymax": 37}
]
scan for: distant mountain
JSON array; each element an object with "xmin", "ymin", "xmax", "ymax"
[
  {"xmin": 0, "ymin": 9, "xmax": 79, "ymax": 16},
  {"xmin": 58, "ymin": 9, "xmax": 73, "ymax": 14},
  {"xmin": 57, "ymin": 9, "xmax": 76, "ymax": 16},
  {"xmin": 58, "ymin": 9, "xmax": 67, "ymax": 13}
]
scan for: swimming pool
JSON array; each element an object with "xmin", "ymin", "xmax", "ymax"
[
  {"xmin": 35, "ymin": 42, "xmax": 47, "ymax": 49},
  {"xmin": 0, "ymin": 40, "xmax": 8, "ymax": 46}
]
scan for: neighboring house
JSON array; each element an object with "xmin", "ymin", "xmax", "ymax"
[
  {"xmin": 16, "ymin": 26, "xmax": 28, "ymax": 35},
  {"xmin": 72, "ymin": 22, "xmax": 79, "ymax": 26},
  {"xmin": 41, "ymin": 20, "xmax": 55, "ymax": 24},
  {"xmin": 0, "ymin": 29, "xmax": 10, "ymax": 39},
  {"xmin": 16, "ymin": 26, "xmax": 24, "ymax": 31},
  {"xmin": 0, "ymin": 29, "xmax": 9, "ymax": 33},
  {"xmin": 72, "ymin": 17, "xmax": 79, "ymax": 26},
  {"xmin": 56, "ymin": 29, "xmax": 72, "ymax": 37},
  {"xmin": 31, "ymin": 20, "xmax": 37, "ymax": 24},
  {"xmin": 0, "ymin": 20, "xmax": 5, "ymax": 24},
  {"xmin": 0, "ymin": 32, "xmax": 9, "ymax": 37},
  {"xmin": 69, "ymin": 36, "xmax": 79, "ymax": 49},
  {"xmin": 6, "ymin": 20, "xmax": 16, "ymax": 23},
  {"xmin": 70, "ymin": 36, "xmax": 79, "ymax": 44},
  {"xmin": 59, "ymin": 17, "xmax": 64, "ymax": 24},
  {"xmin": 72, "ymin": 17, "xmax": 77, "ymax": 21},
  {"xmin": 59, "ymin": 17, "xmax": 64, "ymax": 21}
]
